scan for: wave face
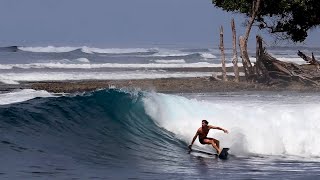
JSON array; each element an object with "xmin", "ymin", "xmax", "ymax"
[
  {"xmin": 0, "ymin": 89, "xmax": 188, "ymax": 178},
  {"xmin": 1, "ymin": 89, "xmax": 320, "ymax": 179},
  {"xmin": 0, "ymin": 46, "xmax": 19, "ymax": 52}
]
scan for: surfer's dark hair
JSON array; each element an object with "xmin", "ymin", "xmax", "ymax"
[{"xmin": 202, "ymin": 120, "xmax": 208, "ymax": 124}]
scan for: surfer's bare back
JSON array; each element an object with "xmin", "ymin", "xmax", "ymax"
[{"xmin": 189, "ymin": 120, "xmax": 228, "ymax": 155}]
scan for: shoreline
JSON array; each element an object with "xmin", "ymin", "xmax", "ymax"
[
  {"xmin": 1, "ymin": 76, "xmax": 320, "ymax": 94},
  {"xmin": 1, "ymin": 66, "xmax": 319, "ymax": 94}
]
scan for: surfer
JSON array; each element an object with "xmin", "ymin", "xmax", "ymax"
[{"xmin": 188, "ymin": 120, "xmax": 228, "ymax": 155}]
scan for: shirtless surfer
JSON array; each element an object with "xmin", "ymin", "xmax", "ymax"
[{"xmin": 188, "ymin": 120, "xmax": 228, "ymax": 155}]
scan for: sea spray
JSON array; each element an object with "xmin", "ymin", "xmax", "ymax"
[{"xmin": 142, "ymin": 92, "xmax": 320, "ymax": 157}]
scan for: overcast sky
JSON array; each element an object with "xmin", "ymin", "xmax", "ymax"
[{"xmin": 0, "ymin": 0, "xmax": 318, "ymax": 47}]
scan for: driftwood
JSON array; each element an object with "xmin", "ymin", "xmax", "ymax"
[
  {"xmin": 255, "ymin": 36, "xmax": 319, "ymax": 86},
  {"xmin": 297, "ymin": 51, "xmax": 320, "ymax": 69}
]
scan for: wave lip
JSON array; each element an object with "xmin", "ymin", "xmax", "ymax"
[
  {"xmin": 18, "ymin": 46, "xmax": 79, "ymax": 53},
  {"xmin": 81, "ymin": 46, "xmax": 158, "ymax": 55},
  {"xmin": 18, "ymin": 46, "xmax": 159, "ymax": 55}
]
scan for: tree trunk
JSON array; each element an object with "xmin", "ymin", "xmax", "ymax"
[
  {"xmin": 219, "ymin": 26, "xmax": 227, "ymax": 81},
  {"xmin": 231, "ymin": 18, "xmax": 240, "ymax": 82},
  {"xmin": 239, "ymin": 36, "xmax": 254, "ymax": 80},
  {"xmin": 239, "ymin": 0, "xmax": 262, "ymax": 82},
  {"xmin": 256, "ymin": 36, "xmax": 271, "ymax": 82},
  {"xmin": 244, "ymin": 0, "xmax": 262, "ymax": 42}
]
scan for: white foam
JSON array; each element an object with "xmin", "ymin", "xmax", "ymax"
[
  {"xmin": 0, "ymin": 64, "xmax": 13, "ymax": 69},
  {"xmin": 143, "ymin": 93, "xmax": 320, "ymax": 158},
  {"xmin": 153, "ymin": 49, "xmax": 189, "ymax": 57},
  {"xmin": 18, "ymin": 46, "xmax": 156, "ymax": 54},
  {"xmin": 76, "ymin": 58, "xmax": 90, "ymax": 63},
  {"xmin": 200, "ymin": 53, "xmax": 216, "ymax": 59},
  {"xmin": 0, "ymin": 62, "xmax": 243, "ymax": 69},
  {"xmin": 153, "ymin": 59, "xmax": 186, "ymax": 64},
  {"xmin": 0, "ymin": 89, "xmax": 53, "ymax": 105},
  {"xmin": 0, "ymin": 79, "xmax": 20, "ymax": 84},
  {"xmin": 81, "ymin": 46, "xmax": 153, "ymax": 54},
  {"xmin": 19, "ymin": 46, "xmax": 79, "ymax": 53},
  {"xmin": 0, "ymin": 72, "xmax": 216, "ymax": 84},
  {"xmin": 250, "ymin": 56, "xmax": 306, "ymax": 65},
  {"xmin": 277, "ymin": 57, "xmax": 306, "ymax": 64}
]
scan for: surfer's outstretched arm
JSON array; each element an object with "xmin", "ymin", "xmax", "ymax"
[
  {"xmin": 188, "ymin": 131, "xmax": 198, "ymax": 149},
  {"xmin": 209, "ymin": 125, "xmax": 228, "ymax": 133}
]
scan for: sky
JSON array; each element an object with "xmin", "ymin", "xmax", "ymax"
[{"xmin": 0, "ymin": 0, "xmax": 318, "ymax": 48}]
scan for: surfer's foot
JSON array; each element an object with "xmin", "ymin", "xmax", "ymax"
[{"xmin": 217, "ymin": 149, "xmax": 222, "ymax": 155}]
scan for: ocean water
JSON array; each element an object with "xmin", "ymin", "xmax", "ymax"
[
  {"xmin": 1, "ymin": 46, "xmax": 320, "ymax": 179},
  {"xmin": 0, "ymin": 89, "xmax": 320, "ymax": 179},
  {"xmin": 0, "ymin": 45, "xmax": 319, "ymax": 84}
]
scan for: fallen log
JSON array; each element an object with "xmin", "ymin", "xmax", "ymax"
[
  {"xmin": 297, "ymin": 51, "xmax": 320, "ymax": 69},
  {"xmin": 256, "ymin": 36, "xmax": 319, "ymax": 86}
]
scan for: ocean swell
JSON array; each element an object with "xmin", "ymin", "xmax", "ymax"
[
  {"xmin": 0, "ymin": 89, "xmax": 186, "ymax": 173},
  {"xmin": 1, "ymin": 89, "xmax": 320, "ymax": 179}
]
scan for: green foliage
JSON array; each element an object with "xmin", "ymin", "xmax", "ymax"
[{"xmin": 212, "ymin": 0, "xmax": 320, "ymax": 42}]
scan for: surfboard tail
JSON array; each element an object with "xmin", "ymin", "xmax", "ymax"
[{"xmin": 218, "ymin": 148, "xmax": 229, "ymax": 159}]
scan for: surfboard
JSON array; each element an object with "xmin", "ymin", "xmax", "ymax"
[
  {"xmin": 218, "ymin": 148, "xmax": 229, "ymax": 160},
  {"xmin": 189, "ymin": 147, "xmax": 229, "ymax": 159},
  {"xmin": 189, "ymin": 148, "xmax": 217, "ymax": 156}
]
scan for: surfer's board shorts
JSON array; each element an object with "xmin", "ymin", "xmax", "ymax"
[{"xmin": 199, "ymin": 137, "xmax": 213, "ymax": 144}]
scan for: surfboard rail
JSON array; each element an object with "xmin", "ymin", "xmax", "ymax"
[{"xmin": 189, "ymin": 147, "xmax": 229, "ymax": 159}]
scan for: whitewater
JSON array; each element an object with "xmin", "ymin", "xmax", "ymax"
[
  {"xmin": 1, "ymin": 89, "xmax": 320, "ymax": 179},
  {"xmin": 144, "ymin": 92, "xmax": 320, "ymax": 157},
  {"xmin": 0, "ymin": 46, "xmax": 319, "ymax": 84}
]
